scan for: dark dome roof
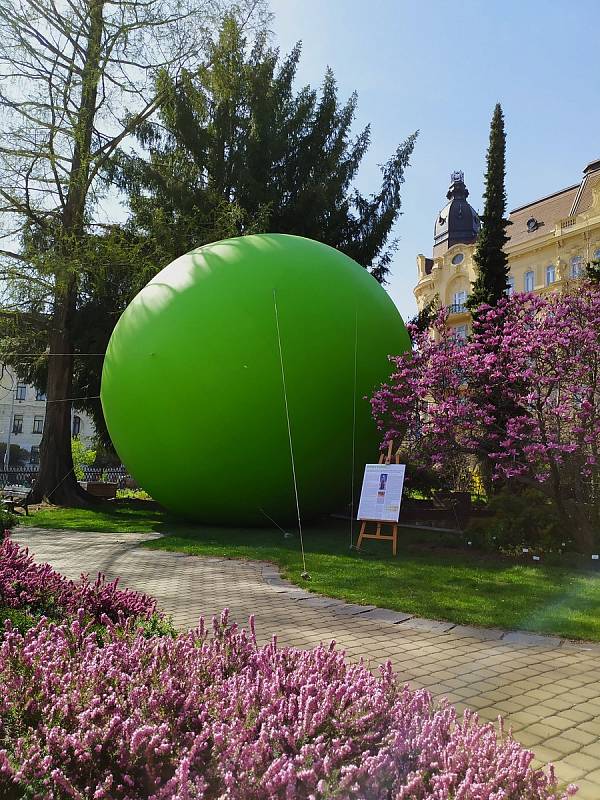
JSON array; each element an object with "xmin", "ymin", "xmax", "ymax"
[{"xmin": 433, "ymin": 171, "xmax": 480, "ymax": 256}]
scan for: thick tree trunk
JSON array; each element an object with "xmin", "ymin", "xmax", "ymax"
[{"xmin": 28, "ymin": 278, "xmax": 94, "ymax": 506}]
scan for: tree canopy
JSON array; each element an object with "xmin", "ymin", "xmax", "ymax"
[
  {"xmin": 0, "ymin": 10, "xmax": 416, "ymax": 483},
  {"xmin": 115, "ymin": 17, "xmax": 418, "ymax": 283}
]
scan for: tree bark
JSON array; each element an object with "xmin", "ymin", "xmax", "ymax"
[{"xmin": 27, "ymin": 279, "xmax": 92, "ymax": 505}]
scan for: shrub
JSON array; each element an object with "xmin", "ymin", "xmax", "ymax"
[
  {"xmin": 0, "ymin": 611, "xmax": 576, "ymax": 800},
  {"xmin": 467, "ymin": 488, "xmax": 566, "ymax": 553},
  {"xmin": 0, "ymin": 536, "xmax": 157, "ymax": 625},
  {"xmin": 0, "ymin": 505, "xmax": 17, "ymax": 531},
  {"xmin": 372, "ymin": 285, "xmax": 600, "ymax": 551},
  {"xmin": 401, "ymin": 461, "xmax": 444, "ymax": 499},
  {"xmin": 116, "ymin": 487, "xmax": 152, "ymax": 500},
  {"xmin": 0, "ymin": 605, "xmax": 37, "ymax": 635},
  {"xmin": 72, "ymin": 436, "xmax": 96, "ymax": 480}
]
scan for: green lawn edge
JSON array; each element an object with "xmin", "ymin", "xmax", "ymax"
[{"xmin": 16, "ymin": 504, "xmax": 600, "ymax": 642}]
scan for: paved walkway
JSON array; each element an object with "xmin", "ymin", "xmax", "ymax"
[{"xmin": 13, "ymin": 528, "xmax": 600, "ymax": 798}]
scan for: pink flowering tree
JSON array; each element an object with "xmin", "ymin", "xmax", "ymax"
[{"xmin": 371, "ymin": 283, "xmax": 600, "ymax": 551}]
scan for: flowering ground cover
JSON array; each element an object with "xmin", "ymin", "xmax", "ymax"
[
  {"xmin": 17, "ymin": 510, "xmax": 600, "ymax": 640},
  {"xmin": 0, "ymin": 604, "xmax": 577, "ymax": 800},
  {"xmin": 0, "ymin": 534, "xmax": 162, "ymax": 635}
]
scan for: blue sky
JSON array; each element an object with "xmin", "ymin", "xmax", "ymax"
[{"xmin": 269, "ymin": 0, "xmax": 600, "ymax": 320}]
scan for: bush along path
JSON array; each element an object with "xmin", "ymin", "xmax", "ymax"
[
  {"xmin": 0, "ymin": 533, "xmax": 578, "ymax": 799},
  {"xmin": 0, "ymin": 532, "xmax": 169, "ymax": 637},
  {"xmin": 16, "ymin": 528, "xmax": 600, "ymax": 797},
  {"xmin": 0, "ymin": 615, "xmax": 575, "ymax": 799}
]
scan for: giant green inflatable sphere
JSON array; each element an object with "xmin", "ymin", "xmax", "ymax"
[{"xmin": 101, "ymin": 234, "xmax": 410, "ymax": 525}]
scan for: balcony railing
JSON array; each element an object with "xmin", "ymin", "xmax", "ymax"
[
  {"xmin": 559, "ymin": 216, "xmax": 577, "ymax": 231},
  {"xmin": 448, "ymin": 303, "xmax": 467, "ymax": 314}
]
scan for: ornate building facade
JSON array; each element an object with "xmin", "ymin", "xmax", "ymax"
[{"xmin": 414, "ymin": 160, "xmax": 600, "ymax": 338}]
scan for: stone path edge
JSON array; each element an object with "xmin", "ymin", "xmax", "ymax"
[
  {"xmin": 258, "ymin": 560, "xmax": 599, "ymax": 650},
  {"xmin": 17, "ymin": 526, "xmax": 600, "ymax": 652}
]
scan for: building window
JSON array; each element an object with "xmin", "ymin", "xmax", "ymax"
[
  {"xmin": 72, "ymin": 415, "xmax": 81, "ymax": 437},
  {"xmin": 35, "ymin": 388, "xmax": 46, "ymax": 401},
  {"xmin": 451, "ymin": 290, "xmax": 467, "ymax": 313},
  {"xmin": 29, "ymin": 445, "xmax": 40, "ymax": 464},
  {"xmin": 32, "ymin": 416, "xmax": 44, "ymax": 434},
  {"xmin": 12, "ymin": 414, "xmax": 23, "ymax": 434},
  {"xmin": 594, "ymin": 248, "xmax": 600, "ymax": 260},
  {"xmin": 506, "ymin": 276, "xmax": 515, "ymax": 296},
  {"xmin": 15, "ymin": 383, "xmax": 26, "ymax": 401},
  {"xmin": 524, "ymin": 271, "xmax": 534, "ymax": 292},
  {"xmin": 451, "ymin": 253, "xmax": 464, "ymax": 266},
  {"xmin": 453, "ymin": 324, "xmax": 468, "ymax": 342},
  {"xmin": 570, "ymin": 256, "xmax": 583, "ymax": 278},
  {"xmin": 545, "ymin": 265, "xmax": 556, "ymax": 286}
]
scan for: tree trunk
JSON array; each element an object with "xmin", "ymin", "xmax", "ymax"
[{"xmin": 28, "ymin": 278, "xmax": 94, "ymax": 506}]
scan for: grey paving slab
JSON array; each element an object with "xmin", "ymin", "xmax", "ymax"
[
  {"xmin": 503, "ymin": 631, "xmax": 563, "ymax": 648},
  {"xmin": 329, "ymin": 602, "xmax": 377, "ymax": 617},
  {"xmin": 451, "ymin": 624, "xmax": 505, "ymax": 640},
  {"xmin": 295, "ymin": 596, "xmax": 343, "ymax": 609},
  {"xmin": 361, "ymin": 608, "xmax": 414, "ymax": 623},
  {"xmin": 11, "ymin": 527, "xmax": 600, "ymax": 799},
  {"xmin": 400, "ymin": 616, "xmax": 456, "ymax": 633}
]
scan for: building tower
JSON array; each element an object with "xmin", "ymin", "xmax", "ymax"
[
  {"xmin": 415, "ymin": 160, "xmax": 600, "ymax": 341},
  {"xmin": 433, "ymin": 171, "xmax": 480, "ymax": 258}
]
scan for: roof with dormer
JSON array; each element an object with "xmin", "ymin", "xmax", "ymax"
[{"xmin": 506, "ymin": 159, "xmax": 600, "ymax": 250}]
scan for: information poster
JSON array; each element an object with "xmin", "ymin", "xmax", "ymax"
[{"xmin": 357, "ymin": 463, "xmax": 406, "ymax": 522}]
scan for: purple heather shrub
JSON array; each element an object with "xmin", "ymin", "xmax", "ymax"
[
  {"xmin": 0, "ymin": 610, "xmax": 577, "ymax": 799},
  {"xmin": 0, "ymin": 535, "xmax": 157, "ymax": 623}
]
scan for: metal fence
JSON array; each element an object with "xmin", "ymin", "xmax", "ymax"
[
  {"xmin": 0, "ymin": 466, "xmax": 132, "ymax": 489},
  {"xmin": 0, "ymin": 468, "xmax": 38, "ymax": 488},
  {"xmin": 82, "ymin": 466, "xmax": 130, "ymax": 484}
]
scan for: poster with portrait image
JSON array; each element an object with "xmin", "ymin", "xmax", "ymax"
[{"xmin": 357, "ymin": 463, "xmax": 406, "ymax": 522}]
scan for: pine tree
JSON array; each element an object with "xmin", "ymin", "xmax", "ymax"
[
  {"xmin": 467, "ymin": 104, "xmax": 511, "ymax": 311},
  {"xmin": 116, "ymin": 17, "xmax": 418, "ymax": 283}
]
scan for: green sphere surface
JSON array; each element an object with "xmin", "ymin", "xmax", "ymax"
[{"xmin": 101, "ymin": 234, "xmax": 410, "ymax": 524}]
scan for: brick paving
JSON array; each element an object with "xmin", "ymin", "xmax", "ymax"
[{"xmin": 14, "ymin": 527, "xmax": 600, "ymax": 799}]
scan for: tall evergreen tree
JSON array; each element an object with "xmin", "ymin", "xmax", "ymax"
[
  {"xmin": 467, "ymin": 103, "xmax": 511, "ymax": 311},
  {"xmin": 116, "ymin": 17, "xmax": 418, "ymax": 283}
]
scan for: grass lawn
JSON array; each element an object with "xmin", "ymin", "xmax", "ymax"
[
  {"xmin": 17, "ymin": 503, "xmax": 600, "ymax": 641},
  {"xmin": 19, "ymin": 503, "xmax": 167, "ymax": 533}
]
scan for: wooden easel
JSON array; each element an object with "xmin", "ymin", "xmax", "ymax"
[{"xmin": 356, "ymin": 441, "xmax": 400, "ymax": 556}]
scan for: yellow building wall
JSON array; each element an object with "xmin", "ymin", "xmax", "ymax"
[{"xmin": 415, "ymin": 182, "xmax": 600, "ymax": 332}]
